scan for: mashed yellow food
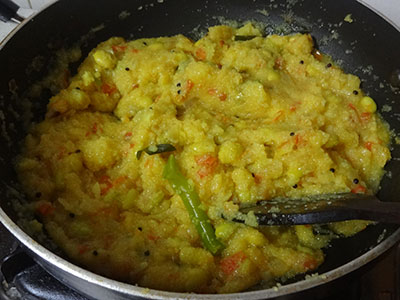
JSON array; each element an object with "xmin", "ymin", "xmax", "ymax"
[{"xmin": 17, "ymin": 24, "xmax": 391, "ymax": 293}]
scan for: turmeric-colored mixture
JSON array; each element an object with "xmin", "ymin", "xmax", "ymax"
[{"xmin": 17, "ymin": 24, "xmax": 390, "ymax": 293}]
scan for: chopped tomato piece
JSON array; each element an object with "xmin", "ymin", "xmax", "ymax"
[
  {"xmin": 219, "ymin": 93, "xmax": 227, "ymax": 101},
  {"xmin": 254, "ymin": 174, "xmax": 262, "ymax": 184},
  {"xmin": 37, "ymin": 202, "xmax": 54, "ymax": 216},
  {"xmin": 195, "ymin": 154, "xmax": 218, "ymax": 179},
  {"xmin": 112, "ymin": 45, "xmax": 127, "ymax": 52},
  {"xmin": 351, "ymin": 184, "xmax": 367, "ymax": 194},
  {"xmin": 78, "ymin": 244, "xmax": 89, "ymax": 255},
  {"xmin": 195, "ymin": 154, "xmax": 218, "ymax": 167},
  {"xmin": 147, "ymin": 234, "xmax": 159, "ymax": 241},
  {"xmin": 294, "ymin": 134, "xmax": 306, "ymax": 147},
  {"xmin": 101, "ymin": 184, "xmax": 113, "ymax": 196},
  {"xmin": 312, "ymin": 49, "xmax": 323, "ymax": 61},
  {"xmin": 99, "ymin": 175, "xmax": 113, "ymax": 195},
  {"xmin": 186, "ymin": 79, "xmax": 194, "ymax": 92},
  {"xmin": 197, "ymin": 169, "xmax": 209, "ymax": 179},
  {"xmin": 348, "ymin": 103, "xmax": 357, "ymax": 111},
  {"xmin": 85, "ymin": 122, "xmax": 99, "ymax": 137},
  {"xmin": 274, "ymin": 57, "xmax": 284, "ymax": 70},
  {"xmin": 303, "ymin": 257, "xmax": 317, "ymax": 270},
  {"xmin": 273, "ymin": 110, "xmax": 284, "ymax": 122},
  {"xmin": 124, "ymin": 132, "xmax": 132, "ymax": 138},
  {"xmin": 348, "ymin": 103, "xmax": 359, "ymax": 115},
  {"xmin": 220, "ymin": 251, "xmax": 247, "ymax": 275},
  {"xmin": 99, "ymin": 175, "xmax": 111, "ymax": 184},
  {"xmin": 208, "ymin": 88, "xmax": 227, "ymax": 101},
  {"xmin": 289, "ymin": 102, "xmax": 301, "ymax": 112},
  {"xmin": 208, "ymin": 88, "xmax": 218, "ymax": 96},
  {"xmin": 195, "ymin": 48, "xmax": 206, "ymax": 60},
  {"xmin": 294, "ymin": 134, "xmax": 301, "ymax": 145},
  {"xmin": 57, "ymin": 147, "xmax": 66, "ymax": 160},
  {"xmin": 113, "ymin": 176, "xmax": 127, "ymax": 186},
  {"xmin": 348, "ymin": 103, "xmax": 361, "ymax": 123},
  {"xmin": 277, "ymin": 140, "xmax": 290, "ymax": 149},
  {"xmin": 365, "ymin": 141, "xmax": 373, "ymax": 151},
  {"xmin": 144, "ymin": 158, "xmax": 154, "ymax": 168},
  {"xmin": 101, "ymin": 83, "xmax": 117, "ymax": 95},
  {"xmin": 361, "ymin": 112, "xmax": 371, "ymax": 122}
]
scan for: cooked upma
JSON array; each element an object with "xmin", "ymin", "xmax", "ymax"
[{"xmin": 17, "ymin": 24, "xmax": 391, "ymax": 293}]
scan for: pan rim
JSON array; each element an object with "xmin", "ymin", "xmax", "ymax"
[
  {"xmin": 357, "ymin": 0, "xmax": 400, "ymax": 33},
  {"xmin": 0, "ymin": 0, "xmax": 58, "ymax": 49},
  {"xmin": 1, "ymin": 0, "xmax": 400, "ymax": 298}
]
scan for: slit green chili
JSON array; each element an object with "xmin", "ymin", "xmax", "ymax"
[{"xmin": 163, "ymin": 155, "xmax": 224, "ymax": 255}]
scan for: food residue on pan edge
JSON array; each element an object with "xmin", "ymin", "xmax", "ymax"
[{"xmin": 344, "ymin": 14, "xmax": 354, "ymax": 23}]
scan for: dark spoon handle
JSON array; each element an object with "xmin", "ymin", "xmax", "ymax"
[
  {"xmin": 246, "ymin": 194, "xmax": 400, "ymax": 225},
  {"xmin": 336, "ymin": 196, "xmax": 400, "ymax": 224}
]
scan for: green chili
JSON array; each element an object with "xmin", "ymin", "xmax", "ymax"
[{"xmin": 163, "ymin": 155, "xmax": 224, "ymax": 255}]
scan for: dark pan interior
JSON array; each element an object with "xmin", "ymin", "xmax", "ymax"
[{"xmin": 0, "ymin": 0, "xmax": 400, "ymax": 290}]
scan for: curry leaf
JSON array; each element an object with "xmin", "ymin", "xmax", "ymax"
[{"xmin": 136, "ymin": 144, "xmax": 176, "ymax": 159}]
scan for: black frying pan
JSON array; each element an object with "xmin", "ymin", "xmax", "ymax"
[{"xmin": 0, "ymin": 0, "xmax": 400, "ymax": 299}]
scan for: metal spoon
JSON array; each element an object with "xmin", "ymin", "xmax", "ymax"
[{"xmin": 238, "ymin": 193, "xmax": 400, "ymax": 225}]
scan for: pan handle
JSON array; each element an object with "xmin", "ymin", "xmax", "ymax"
[{"xmin": 0, "ymin": 0, "xmax": 23, "ymax": 23}]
